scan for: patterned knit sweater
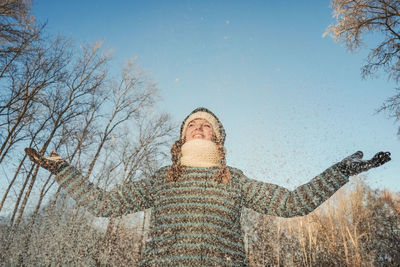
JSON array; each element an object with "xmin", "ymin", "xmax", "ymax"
[{"xmin": 55, "ymin": 164, "xmax": 349, "ymax": 266}]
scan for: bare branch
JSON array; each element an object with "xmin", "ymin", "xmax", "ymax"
[{"xmin": 325, "ymin": 0, "xmax": 400, "ymax": 135}]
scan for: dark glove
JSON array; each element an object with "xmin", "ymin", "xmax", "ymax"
[
  {"xmin": 336, "ymin": 151, "xmax": 391, "ymax": 177},
  {"xmin": 25, "ymin": 148, "xmax": 68, "ymax": 174}
]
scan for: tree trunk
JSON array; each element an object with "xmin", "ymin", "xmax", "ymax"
[
  {"xmin": 14, "ymin": 165, "xmax": 39, "ymax": 226},
  {"xmin": 0, "ymin": 154, "xmax": 27, "ymax": 212},
  {"xmin": 9, "ymin": 165, "xmax": 34, "ymax": 225}
]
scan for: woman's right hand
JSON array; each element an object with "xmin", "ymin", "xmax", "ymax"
[{"xmin": 25, "ymin": 148, "xmax": 68, "ymax": 174}]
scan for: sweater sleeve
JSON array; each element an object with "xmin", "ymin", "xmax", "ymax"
[
  {"xmin": 54, "ymin": 165, "xmax": 154, "ymax": 217},
  {"xmin": 239, "ymin": 164, "xmax": 349, "ymax": 217}
]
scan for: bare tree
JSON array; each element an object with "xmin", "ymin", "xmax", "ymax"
[
  {"xmin": 0, "ymin": 0, "xmax": 66, "ymax": 214},
  {"xmin": 12, "ymin": 41, "xmax": 110, "ymax": 226},
  {"xmin": 0, "ymin": 0, "xmax": 39, "ymax": 80},
  {"xmin": 0, "ymin": 2, "xmax": 175, "ymax": 265},
  {"xmin": 324, "ymin": 0, "xmax": 400, "ymax": 135},
  {"xmin": 1, "ymin": 41, "xmax": 173, "ymax": 266},
  {"xmin": 0, "ymin": 37, "xmax": 70, "ymax": 164},
  {"xmin": 0, "ymin": 0, "xmax": 42, "ymax": 162}
]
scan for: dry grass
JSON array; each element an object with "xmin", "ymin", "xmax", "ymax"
[{"xmin": 247, "ymin": 178, "xmax": 400, "ymax": 266}]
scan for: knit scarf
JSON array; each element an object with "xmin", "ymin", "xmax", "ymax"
[{"xmin": 180, "ymin": 139, "xmax": 220, "ymax": 167}]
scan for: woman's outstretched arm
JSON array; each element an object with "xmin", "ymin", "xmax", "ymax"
[
  {"xmin": 25, "ymin": 148, "xmax": 154, "ymax": 217},
  {"xmin": 240, "ymin": 151, "xmax": 391, "ymax": 217}
]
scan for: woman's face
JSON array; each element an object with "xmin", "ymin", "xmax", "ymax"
[{"xmin": 185, "ymin": 118, "xmax": 215, "ymax": 142}]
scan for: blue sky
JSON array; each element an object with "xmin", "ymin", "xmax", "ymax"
[{"xmin": 31, "ymin": 0, "xmax": 399, "ymax": 191}]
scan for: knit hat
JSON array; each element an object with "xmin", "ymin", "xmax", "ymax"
[{"xmin": 180, "ymin": 107, "xmax": 226, "ymax": 145}]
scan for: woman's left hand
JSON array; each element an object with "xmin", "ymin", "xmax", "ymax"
[{"xmin": 337, "ymin": 151, "xmax": 391, "ymax": 176}]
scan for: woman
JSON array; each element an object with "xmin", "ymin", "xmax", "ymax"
[{"xmin": 25, "ymin": 107, "xmax": 391, "ymax": 266}]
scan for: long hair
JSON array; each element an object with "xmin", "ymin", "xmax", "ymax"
[
  {"xmin": 214, "ymin": 139, "xmax": 232, "ymax": 184},
  {"xmin": 166, "ymin": 138, "xmax": 185, "ymax": 183},
  {"xmin": 166, "ymin": 138, "xmax": 231, "ymax": 184}
]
